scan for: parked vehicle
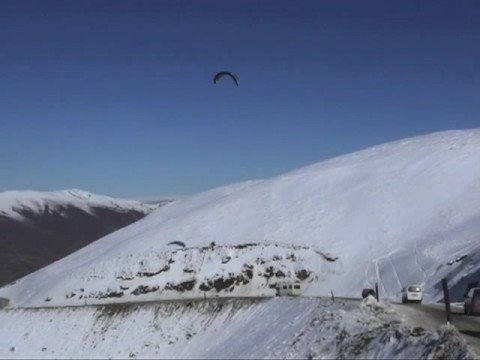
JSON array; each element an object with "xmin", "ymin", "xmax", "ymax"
[
  {"xmin": 464, "ymin": 287, "xmax": 480, "ymax": 315},
  {"xmin": 401, "ymin": 285, "xmax": 423, "ymax": 303},
  {"xmin": 276, "ymin": 281, "xmax": 302, "ymax": 296},
  {"xmin": 362, "ymin": 288, "xmax": 376, "ymax": 299},
  {"xmin": 464, "ymin": 282, "xmax": 479, "ymax": 298}
]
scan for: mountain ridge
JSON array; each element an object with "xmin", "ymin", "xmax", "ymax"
[{"xmin": 0, "ymin": 189, "xmax": 171, "ymax": 287}]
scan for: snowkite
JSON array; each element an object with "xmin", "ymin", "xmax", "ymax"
[
  {"xmin": 167, "ymin": 241, "xmax": 186, "ymax": 248},
  {"xmin": 213, "ymin": 71, "xmax": 239, "ymax": 86}
]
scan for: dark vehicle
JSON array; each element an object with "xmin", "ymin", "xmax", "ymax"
[
  {"xmin": 362, "ymin": 288, "xmax": 375, "ymax": 299},
  {"xmin": 464, "ymin": 281, "xmax": 479, "ymax": 298},
  {"xmin": 464, "ymin": 287, "xmax": 480, "ymax": 315}
]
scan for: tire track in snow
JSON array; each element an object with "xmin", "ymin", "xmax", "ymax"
[
  {"xmin": 388, "ymin": 256, "xmax": 403, "ymax": 291},
  {"xmin": 413, "ymin": 238, "xmax": 428, "ymax": 282}
]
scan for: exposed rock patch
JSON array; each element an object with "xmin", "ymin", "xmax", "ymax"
[
  {"xmin": 137, "ymin": 265, "xmax": 170, "ymax": 278},
  {"xmin": 165, "ymin": 280, "xmax": 196, "ymax": 292},
  {"xmin": 295, "ymin": 269, "xmax": 311, "ymax": 280},
  {"xmin": 131, "ymin": 285, "xmax": 159, "ymax": 296}
]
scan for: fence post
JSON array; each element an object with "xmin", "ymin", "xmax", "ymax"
[
  {"xmin": 375, "ymin": 282, "xmax": 379, "ymax": 302},
  {"xmin": 441, "ymin": 278, "xmax": 452, "ymax": 324}
]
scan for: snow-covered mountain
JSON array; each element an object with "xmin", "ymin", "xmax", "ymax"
[
  {"xmin": 0, "ymin": 189, "xmax": 167, "ymax": 286},
  {"xmin": 1, "ymin": 129, "xmax": 479, "ymax": 307}
]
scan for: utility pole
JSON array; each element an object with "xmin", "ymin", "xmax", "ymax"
[
  {"xmin": 441, "ymin": 278, "xmax": 452, "ymax": 324},
  {"xmin": 375, "ymin": 282, "xmax": 379, "ymax": 302}
]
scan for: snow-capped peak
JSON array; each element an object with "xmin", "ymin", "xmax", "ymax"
[{"xmin": 0, "ymin": 189, "xmax": 159, "ymax": 221}]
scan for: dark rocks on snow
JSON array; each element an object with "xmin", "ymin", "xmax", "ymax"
[
  {"xmin": 199, "ymin": 265, "xmax": 253, "ymax": 292},
  {"xmin": 286, "ymin": 253, "xmax": 297, "ymax": 261},
  {"xmin": 165, "ymin": 279, "xmax": 196, "ymax": 292},
  {"xmin": 116, "ymin": 275, "xmax": 135, "ymax": 281},
  {"xmin": 244, "ymin": 266, "xmax": 254, "ymax": 279},
  {"xmin": 263, "ymin": 266, "xmax": 275, "ymax": 279},
  {"xmin": 234, "ymin": 243, "xmax": 258, "ymax": 250},
  {"xmin": 131, "ymin": 285, "xmax": 159, "ymax": 295},
  {"xmin": 199, "ymin": 283, "xmax": 212, "ymax": 291},
  {"xmin": 96, "ymin": 290, "xmax": 124, "ymax": 299},
  {"xmin": 212, "ymin": 277, "xmax": 236, "ymax": 291},
  {"xmin": 296, "ymin": 269, "xmax": 311, "ymax": 280},
  {"xmin": 137, "ymin": 265, "xmax": 170, "ymax": 278}
]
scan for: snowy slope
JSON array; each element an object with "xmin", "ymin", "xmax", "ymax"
[
  {"xmin": 1, "ymin": 129, "xmax": 479, "ymax": 307},
  {"xmin": 0, "ymin": 298, "xmax": 474, "ymax": 359}
]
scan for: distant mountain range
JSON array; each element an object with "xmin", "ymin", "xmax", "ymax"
[{"xmin": 0, "ymin": 189, "xmax": 172, "ymax": 287}]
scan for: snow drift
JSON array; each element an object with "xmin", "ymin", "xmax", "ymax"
[
  {"xmin": 0, "ymin": 298, "xmax": 474, "ymax": 359},
  {"xmin": 1, "ymin": 129, "xmax": 479, "ymax": 307}
]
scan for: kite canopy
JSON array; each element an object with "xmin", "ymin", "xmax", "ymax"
[
  {"xmin": 167, "ymin": 241, "xmax": 186, "ymax": 248},
  {"xmin": 213, "ymin": 71, "xmax": 239, "ymax": 86}
]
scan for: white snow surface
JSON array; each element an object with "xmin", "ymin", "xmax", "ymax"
[
  {"xmin": 0, "ymin": 189, "xmax": 157, "ymax": 220},
  {"xmin": 0, "ymin": 298, "xmax": 474, "ymax": 359},
  {"xmin": 1, "ymin": 129, "xmax": 480, "ymax": 307}
]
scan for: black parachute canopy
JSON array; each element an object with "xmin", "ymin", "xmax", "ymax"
[
  {"xmin": 213, "ymin": 71, "xmax": 239, "ymax": 86},
  {"xmin": 167, "ymin": 241, "xmax": 186, "ymax": 248}
]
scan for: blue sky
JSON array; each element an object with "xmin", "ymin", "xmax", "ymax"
[{"xmin": 0, "ymin": 0, "xmax": 478, "ymax": 197}]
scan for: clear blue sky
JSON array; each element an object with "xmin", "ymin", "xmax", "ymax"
[{"xmin": 0, "ymin": 0, "xmax": 478, "ymax": 198}]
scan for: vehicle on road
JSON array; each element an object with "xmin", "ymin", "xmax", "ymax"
[
  {"xmin": 276, "ymin": 281, "xmax": 302, "ymax": 296},
  {"xmin": 401, "ymin": 285, "xmax": 423, "ymax": 303},
  {"xmin": 464, "ymin": 287, "xmax": 480, "ymax": 315}
]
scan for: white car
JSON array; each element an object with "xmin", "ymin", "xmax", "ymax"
[
  {"xmin": 276, "ymin": 282, "xmax": 302, "ymax": 296},
  {"xmin": 401, "ymin": 285, "xmax": 423, "ymax": 303}
]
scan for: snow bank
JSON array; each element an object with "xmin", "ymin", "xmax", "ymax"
[
  {"xmin": 278, "ymin": 297, "xmax": 475, "ymax": 359},
  {"xmin": 0, "ymin": 298, "xmax": 474, "ymax": 359}
]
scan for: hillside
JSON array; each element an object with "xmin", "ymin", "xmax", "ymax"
[
  {"xmin": 1, "ymin": 129, "xmax": 479, "ymax": 307},
  {"xmin": 0, "ymin": 189, "xmax": 167, "ymax": 286},
  {"xmin": 0, "ymin": 298, "xmax": 474, "ymax": 359}
]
